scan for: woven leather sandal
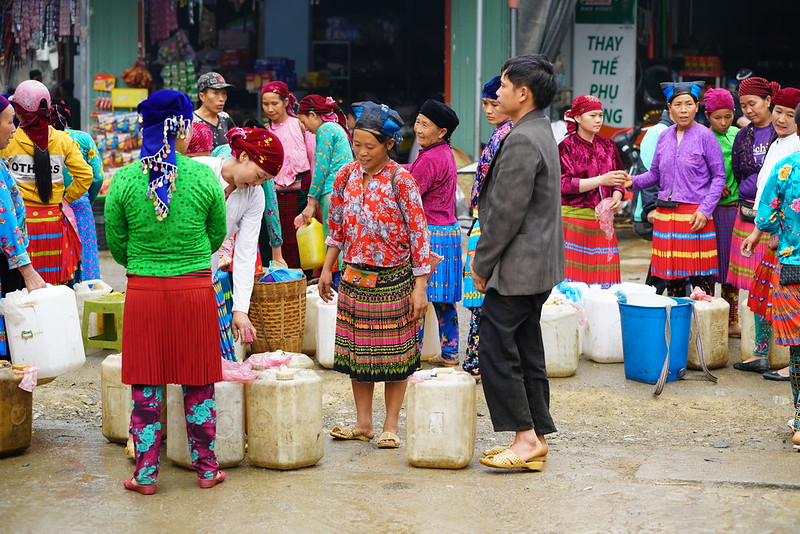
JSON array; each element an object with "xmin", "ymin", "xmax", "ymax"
[{"xmin": 479, "ymin": 449, "xmax": 545, "ymax": 471}]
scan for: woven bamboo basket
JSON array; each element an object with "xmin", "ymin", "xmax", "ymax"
[{"xmin": 249, "ymin": 275, "xmax": 307, "ymax": 353}]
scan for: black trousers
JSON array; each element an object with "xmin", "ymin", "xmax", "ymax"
[{"xmin": 478, "ymin": 289, "xmax": 556, "ymax": 435}]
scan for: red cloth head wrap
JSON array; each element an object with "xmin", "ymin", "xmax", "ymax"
[
  {"xmin": 260, "ymin": 81, "xmax": 298, "ymax": 117},
  {"xmin": 738, "ymin": 77, "xmax": 781, "ymax": 99},
  {"xmin": 772, "ymin": 87, "xmax": 800, "ymax": 110},
  {"xmin": 11, "ymin": 80, "xmax": 51, "ymax": 151},
  {"xmin": 702, "ymin": 88, "xmax": 735, "ymax": 114},
  {"xmin": 187, "ymin": 121, "xmax": 213, "ymax": 154},
  {"xmin": 297, "ymin": 94, "xmax": 351, "ymax": 139},
  {"xmin": 564, "ymin": 95, "xmax": 603, "ymax": 134},
  {"xmin": 226, "ymin": 127, "xmax": 284, "ymax": 176}
]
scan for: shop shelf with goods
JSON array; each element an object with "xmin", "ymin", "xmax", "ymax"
[
  {"xmin": 90, "ymin": 88, "xmax": 147, "ymax": 249},
  {"xmin": 678, "ymin": 56, "xmax": 724, "ymax": 88}
]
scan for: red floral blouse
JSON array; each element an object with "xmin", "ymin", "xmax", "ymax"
[{"xmin": 326, "ymin": 160, "xmax": 431, "ymax": 276}]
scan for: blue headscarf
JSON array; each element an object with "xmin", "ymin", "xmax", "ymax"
[
  {"xmin": 481, "ymin": 76, "xmax": 502, "ymax": 99},
  {"xmin": 352, "ymin": 101, "xmax": 404, "ymax": 143},
  {"xmin": 137, "ymin": 90, "xmax": 193, "ymax": 220},
  {"xmin": 660, "ymin": 81, "xmax": 705, "ymax": 103}
]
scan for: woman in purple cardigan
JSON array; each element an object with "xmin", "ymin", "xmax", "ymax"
[{"xmin": 631, "ymin": 81, "xmax": 726, "ymax": 296}]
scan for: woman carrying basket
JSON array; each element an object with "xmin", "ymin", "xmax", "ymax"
[{"xmin": 319, "ymin": 101, "xmax": 431, "ymax": 449}]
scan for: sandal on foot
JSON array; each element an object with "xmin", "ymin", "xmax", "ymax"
[
  {"xmin": 199, "ymin": 470, "xmax": 226, "ymax": 489},
  {"xmin": 479, "ymin": 449, "xmax": 545, "ymax": 471},
  {"xmin": 427, "ymin": 355, "xmax": 459, "ymax": 367},
  {"xmin": 377, "ymin": 431, "xmax": 400, "ymax": 449},
  {"xmin": 123, "ymin": 477, "xmax": 157, "ymax": 495},
  {"xmin": 125, "ymin": 441, "xmax": 135, "ymax": 460},
  {"xmin": 330, "ymin": 424, "xmax": 373, "ymax": 441},
  {"xmin": 481, "ymin": 445, "xmax": 547, "ymax": 461}
]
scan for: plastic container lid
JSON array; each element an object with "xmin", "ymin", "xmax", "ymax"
[
  {"xmin": 275, "ymin": 365, "xmax": 294, "ymax": 380},
  {"xmin": 11, "ymin": 364, "xmax": 28, "ymax": 371}
]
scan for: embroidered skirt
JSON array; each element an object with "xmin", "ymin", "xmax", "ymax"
[
  {"xmin": 712, "ymin": 203, "xmax": 738, "ymax": 284},
  {"xmin": 770, "ymin": 264, "xmax": 800, "ymax": 345},
  {"xmin": 651, "ymin": 203, "xmax": 718, "ymax": 279},
  {"xmin": 748, "ymin": 246, "xmax": 778, "ymax": 318},
  {"xmin": 562, "ymin": 208, "xmax": 621, "ymax": 289},
  {"xmin": 334, "ymin": 262, "xmax": 419, "ymax": 382},
  {"xmin": 427, "ymin": 222, "xmax": 463, "ymax": 303},
  {"xmin": 463, "ymin": 218, "xmax": 484, "ymax": 308},
  {"xmin": 726, "ymin": 216, "xmax": 770, "ymax": 289},
  {"xmin": 121, "ymin": 270, "xmax": 223, "ymax": 386},
  {"xmin": 26, "ymin": 204, "xmax": 81, "ymax": 284}
]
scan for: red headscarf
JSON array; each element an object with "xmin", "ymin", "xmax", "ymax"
[
  {"xmin": 11, "ymin": 80, "xmax": 52, "ymax": 152},
  {"xmin": 564, "ymin": 95, "xmax": 603, "ymax": 135},
  {"xmin": 739, "ymin": 77, "xmax": 781, "ymax": 99},
  {"xmin": 260, "ymin": 81, "xmax": 298, "ymax": 117},
  {"xmin": 772, "ymin": 87, "xmax": 800, "ymax": 110},
  {"xmin": 226, "ymin": 127, "xmax": 284, "ymax": 176},
  {"xmin": 297, "ymin": 94, "xmax": 351, "ymax": 140},
  {"xmin": 187, "ymin": 121, "xmax": 213, "ymax": 154}
]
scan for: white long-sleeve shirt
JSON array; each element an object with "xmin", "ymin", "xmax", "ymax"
[
  {"xmin": 194, "ymin": 156, "xmax": 264, "ymax": 313},
  {"xmin": 753, "ymin": 134, "xmax": 800, "ymax": 207}
]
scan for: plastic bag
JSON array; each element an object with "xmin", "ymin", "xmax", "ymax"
[
  {"xmin": 246, "ymin": 350, "xmax": 293, "ymax": 370},
  {"xmin": 690, "ymin": 286, "xmax": 713, "ymax": 302},
  {"xmin": 594, "ymin": 197, "xmax": 616, "ymax": 261},
  {"xmin": 221, "ymin": 359, "xmax": 259, "ymax": 383},
  {"xmin": 258, "ymin": 261, "xmax": 304, "ymax": 283},
  {"xmin": 12, "ymin": 365, "xmax": 38, "ymax": 392}
]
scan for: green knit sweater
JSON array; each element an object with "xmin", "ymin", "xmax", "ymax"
[{"xmin": 105, "ymin": 154, "xmax": 227, "ymax": 276}]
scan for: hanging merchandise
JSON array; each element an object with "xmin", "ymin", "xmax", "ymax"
[
  {"xmin": 121, "ymin": 61, "xmax": 152, "ymax": 89},
  {"xmin": 148, "ymin": 0, "xmax": 179, "ymax": 46}
]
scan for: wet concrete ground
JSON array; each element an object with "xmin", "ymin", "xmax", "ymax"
[{"xmin": 1, "ymin": 225, "xmax": 799, "ymax": 533}]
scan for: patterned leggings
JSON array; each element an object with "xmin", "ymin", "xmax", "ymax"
[
  {"xmin": 462, "ymin": 306, "xmax": 481, "ymax": 376},
  {"xmin": 719, "ymin": 283, "xmax": 739, "ymax": 325},
  {"xmin": 791, "ymin": 346, "xmax": 800, "ymax": 432},
  {"xmin": 754, "ymin": 313, "xmax": 773, "ymax": 359},
  {"xmin": 419, "ymin": 302, "xmax": 459, "ymax": 362},
  {"xmin": 131, "ymin": 384, "xmax": 219, "ymax": 485}
]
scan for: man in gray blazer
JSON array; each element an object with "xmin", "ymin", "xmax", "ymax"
[{"xmin": 472, "ymin": 54, "xmax": 565, "ymax": 471}]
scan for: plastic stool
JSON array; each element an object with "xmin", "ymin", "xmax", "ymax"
[{"xmin": 82, "ymin": 294, "xmax": 125, "ymax": 351}]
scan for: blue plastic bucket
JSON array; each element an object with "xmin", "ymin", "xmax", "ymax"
[{"xmin": 618, "ymin": 297, "xmax": 693, "ymax": 384}]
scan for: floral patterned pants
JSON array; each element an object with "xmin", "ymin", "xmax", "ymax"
[
  {"xmin": 754, "ymin": 313, "xmax": 773, "ymax": 359},
  {"xmin": 131, "ymin": 384, "xmax": 219, "ymax": 485},
  {"xmin": 790, "ymin": 346, "xmax": 800, "ymax": 432},
  {"xmin": 461, "ymin": 306, "xmax": 481, "ymax": 376}
]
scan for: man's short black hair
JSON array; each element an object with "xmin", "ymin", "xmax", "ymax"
[
  {"xmin": 796, "ymin": 103, "xmax": 800, "ymax": 130},
  {"xmin": 502, "ymin": 54, "xmax": 558, "ymax": 110}
]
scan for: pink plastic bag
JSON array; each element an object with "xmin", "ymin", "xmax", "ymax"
[
  {"xmin": 690, "ymin": 286, "xmax": 713, "ymax": 302},
  {"xmin": 12, "ymin": 365, "xmax": 38, "ymax": 392},
  {"xmin": 221, "ymin": 360, "xmax": 259, "ymax": 383},
  {"xmin": 246, "ymin": 351, "xmax": 292, "ymax": 371},
  {"xmin": 594, "ymin": 197, "xmax": 616, "ymax": 261}
]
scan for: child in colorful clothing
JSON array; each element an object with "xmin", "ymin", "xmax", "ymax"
[
  {"xmin": 703, "ymin": 89, "xmax": 741, "ymax": 336},
  {"xmin": 462, "ymin": 76, "xmax": 512, "ymax": 379},
  {"xmin": 739, "ymin": 88, "xmax": 800, "ymax": 375},
  {"xmin": 752, "ymin": 127, "xmax": 800, "ymax": 451},
  {"xmin": 559, "ymin": 94, "xmax": 626, "ymax": 288},
  {"xmin": 296, "ymin": 95, "xmax": 353, "ymax": 233},
  {"xmin": 631, "ymin": 81, "xmax": 726, "ymax": 296},
  {"xmin": 408, "ymin": 99, "xmax": 462, "ymax": 365}
]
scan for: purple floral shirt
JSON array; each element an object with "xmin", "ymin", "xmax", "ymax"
[{"xmin": 0, "ymin": 160, "xmax": 31, "ymax": 270}]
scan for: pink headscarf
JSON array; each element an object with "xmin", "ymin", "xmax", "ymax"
[
  {"xmin": 261, "ymin": 81, "xmax": 298, "ymax": 117},
  {"xmin": 703, "ymin": 88, "xmax": 734, "ymax": 114}
]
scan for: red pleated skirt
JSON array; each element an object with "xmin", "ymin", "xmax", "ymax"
[
  {"xmin": 25, "ymin": 204, "xmax": 81, "ymax": 284},
  {"xmin": 121, "ymin": 271, "xmax": 223, "ymax": 386},
  {"xmin": 651, "ymin": 203, "xmax": 718, "ymax": 279},
  {"xmin": 748, "ymin": 246, "xmax": 778, "ymax": 318}
]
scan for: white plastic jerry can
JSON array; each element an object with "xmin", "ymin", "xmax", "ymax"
[
  {"xmin": 100, "ymin": 354, "xmax": 131, "ymax": 444},
  {"xmin": 406, "ymin": 369, "xmax": 477, "ymax": 469},
  {"xmin": 687, "ymin": 297, "xmax": 730, "ymax": 370},
  {"xmin": 541, "ymin": 301, "xmax": 580, "ymax": 378},
  {"xmin": 420, "ymin": 302, "xmax": 441, "ymax": 362},
  {"xmin": 2, "ymin": 286, "xmax": 85, "ymax": 381},
  {"xmin": 740, "ymin": 297, "xmax": 790, "ymax": 369},
  {"xmin": 582, "ymin": 288, "xmax": 624, "ymax": 363},
  {"xmin": 316, "ymin": 293, "xmax": 337, "ymax": 369},
  {"xmin": 245, "ymin": 366, "xmax": 323, "ymax": 470},
  {"xmin": 166, "ymin": 381, "xmax": 245, "ymax": 469},
  {"xmin": 303, "ymin": 285, "xmax": 321, "ymax": 355},
  {"xmin": 73, "ymin": 279, "xmax": 112, "ymax": 335}
]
